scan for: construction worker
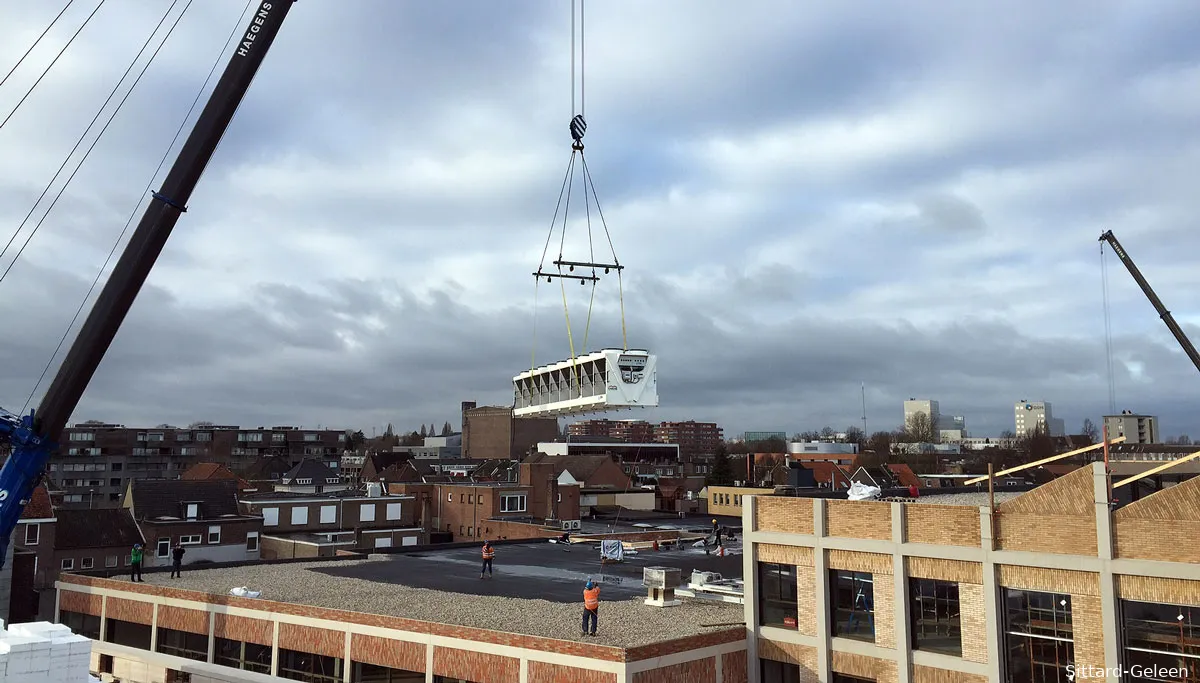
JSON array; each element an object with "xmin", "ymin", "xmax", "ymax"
[
  {"xmin": 582, "ymin": 578, "xmax": 600, "ymax": 636},
  {"xmin": 130, "ymin": 543, "xmax": 144, "ymax": 582},
  {"xmin": 480, "ymin": 541, "xmax": 494, "ymax": 579},
  {"xmin": 170, "ymin": 542, "xmax": 186, "ymax": 579}
]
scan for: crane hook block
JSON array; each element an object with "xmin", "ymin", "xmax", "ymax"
[{"xmin": 570, "ymin": 114, "xmax": 587, "ymax": 142}]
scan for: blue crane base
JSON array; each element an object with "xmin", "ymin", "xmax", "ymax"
[{"xmin": 0, "ymin": 408, "xmax": 54, "ymax": 570}]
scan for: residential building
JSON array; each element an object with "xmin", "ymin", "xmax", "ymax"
[
  {"xmin": 567, "ymin": 419, "xmax": 655, "ymax": 442},
  {"xmin": 56, "ymin": 539, "xmax": 745, "ymax": 683},
  {"xmin": 535, "ymin": 440, "xmax": 690, "ymax": 480},
  {"xmin": 390, "ymin": 480, "xmax": 582, "ymax": 540},
  {"xmin": 1104, "ymin": 410, "xmax": 1160, "ymax": 444},
  {"xmin": 653, "ymin": 420, "xmax": 723, "ymax": 459},
  {"xmin": 902, "ymin": 399, "xmax": 941, "ymax": 441},
  {"xmin": 743, "ymin": 462, "xmax": 1200, "ymax": 682},
  {"xmin": 122, "ymin": 479, "xmax": 263, "ymax": 567},
  {"xmin": 274, "ymin": 458, "xmax": 349, "ymax": 494},
  {"xmin": 708, "ymin": 485, "xmax": 773, "ymax": 518},
  {"xmin": 391, "ymin": 432, "xmax": 464, "ymax": 459},
  {"xmin": 788, "ymin": 441, "xmax": 859, "ymax": 459},
  {"xmin": 1014, "ymin": 400, "xmax": 1065, "ymax": 437},
  {"xmin": 522, "ymin": 453, "xmax": 633, "ymax": 490},
  {"xmin": 237, "ymin": 487, "xmax": 422, "ymax": 556},
  {"xmin": 51, "ymin": 423, "xmax": 345, "ymax": 508},
  {"xmin": 461, "ymin": 404, "xmax": 558, "ymax": 460}
]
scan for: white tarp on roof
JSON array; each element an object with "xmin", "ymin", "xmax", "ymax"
[
  {"xmin": 600, "ymin": 539, "xmax": 624, "ymax": 562},
  {"xmin": 847, "ymin": 481, "xmax": 881, "ymax": 501}
]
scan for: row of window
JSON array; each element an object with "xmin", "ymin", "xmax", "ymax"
[
  {"xmin": 261, "ymin": 502, "xmax": 401, "ymax": 527},
  {"xmin": 151, "ymin": 532, "xmax": 259, "ymax": 558},
  {"xmin": 60, "ymin": 611, "xmax": 429, "ymax": 682},
  {"xmin": 758, "ymin": 562, "xmax": 1200, "ymax": 682}
]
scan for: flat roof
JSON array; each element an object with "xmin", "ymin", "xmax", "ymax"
[
  {"xmin": 130, "ymin": 541, "xmax": 743, "ymax": 647},
  {"xmin": 914, "ymin": 491, "xmax": 1022, "ymax": 506}
]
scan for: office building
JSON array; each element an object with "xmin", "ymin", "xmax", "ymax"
[
  {"xmin": 902, "ymin": 399, "xmax": 941, "ymax": 442},
  {"xmin": 1014, "ymin": 400, "xmax": 1065, "ymax": 437}
]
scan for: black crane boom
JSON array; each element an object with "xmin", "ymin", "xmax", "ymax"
[{"xmin": 1099, "ymin": 229, "xmax": 1200, "ymax": 375}]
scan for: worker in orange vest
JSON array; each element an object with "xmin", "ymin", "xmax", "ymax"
[
  {"xmin": 480, "ymin": 541, "xmax": 495, "ymax": 579},
  {"xmin": 582, "ymin": 578, "xmax": 600, "ymax": 636}
]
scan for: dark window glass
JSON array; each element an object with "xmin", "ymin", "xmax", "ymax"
[
  {"xmin": 1120, "ymin": 600, "xmax": 1200, "ymax": 682},
  {"xmin": 910, "ymin": 577, "xmax": 962, "ymax": 656},
  {"xmin": 57, "ymin": 610, "xmax": 101, "ymax": 640},
  {"xmin": 1003, "ymin": 588, "xmax": 1074, "ymax": 683},
  {"xmin": 831, "ymin": 569, "xmax": 875, "ymax": 642},
  {"xmin": 758, "ymin": 562, "xmax": 798, "ymax": 629},
  {"xmin": 761, "ymin": 658, "xmax": 802, "ymax": 683},
  {"xmin": 832, "ymin": 675, "xmax": 875, "ymax": 683},
  {"xmin": 214, "ymin": 638, "xmax": 272, "ymax": 674},
  {"xmin": 105, "ymin": 618, "xmax": 151, "ymax": 650},
  {"xmin": 352, "ymin": 661, "xmax": 425, "ymax": 682},
  {"xmin": 155, "ymin": 627, "xmax": 207, "ymax": 661},
  {"xmin": 277, "ymin": 648, "xmax": 342, "ymax": 683}
]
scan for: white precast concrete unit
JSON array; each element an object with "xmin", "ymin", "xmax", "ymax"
[{"xmin": 513, "ymin": 348, "xmax": 658, "ymax": 417}]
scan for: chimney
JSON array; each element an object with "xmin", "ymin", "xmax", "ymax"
[{"xmin": 549, "ymin": 474, "xmax": 560, "ymax": 521}]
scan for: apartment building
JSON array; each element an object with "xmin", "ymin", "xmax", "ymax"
[
  {"xmin": 1104, "ymin": 410, "xmax": 1160, "ymax": 445},
  {"xmin": 237, "ymin": 487, "xmax": 423, "ymax": 556},
  {"xmin": 568, "ymin": 418, "xmax": 656, "ymax": 442},
  {"xmin": 654, "ymin": 420, "xmax": 724, "ymax": 459},
  {"xmin": 123, "ymin": 479, "xmax": 263, "ymax": 567},
  {"xmin": 461, "ymin": 404, "xmax": 559, "ymax": 460},
  {"xmin": 742, "ymin": 462, "xmax": 1200, "ymax": 682},
  {"xmin": 51, "ymin": 423, "xmax": 345, "ymax": 508}
]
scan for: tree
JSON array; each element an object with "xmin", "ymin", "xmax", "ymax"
[
  {"xmin": 1000, "ymin": 430, "xmax": 1017, "ymax": 439},
  {"xmin": 794, "ymin": 430, "xmax": 821, "ymax": 442},
  {"xmin": 904, "ymin": 412, "xmax": 936, "ymax": 443},
  {"xmin": 1081, "ymin": 418, "xmax": 1098, "ymax": 443},
  {"xmin": 344, "ymin": 430, "xmax": 366, "ymax": 452},
  {"xmin": 441, "ymin": 421, "xmax": 453, "ymax": 436},
  {"xmin": 707, "ymin": 442, "xmax": 735, "ymax": 486},
  {"xmin": 419, "ymin": 424, "xmax": 428, "ymax": 438},
  {"xmin": 1017, "ymin": 422, "xmax": 1056, "ymax": 461},
  {"xmin": 865, "ymin": 431, "xmax": 893, "ymax": 459},
  {"xmin": 384, "ymin": 423, "xmax": 395, "ymax": 438},
  {"xmin": 1166, "ymin": 434, "xmax": 1193, "ymax": 445},
  {"xmin": 843, "ymin": 426, "xmax": 865, "ymax": 446},
  {"xmin": 428, "ymin": 423, "xmax": 436, "ymax": 438},
  {"xmin": 819, "ymin": 426, "xmax": 837, "ymax": 439},
  {"xmin": 401, "ymin": 430, "xmax": 422, "ymax": 446}
]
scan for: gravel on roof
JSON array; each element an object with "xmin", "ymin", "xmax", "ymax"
[
  {"xmin": 135, "ymin": 559, "xmax": 742, "ymax": 648},
  {"xmin": 913, "ymin": 491, "xmax": 1021, "ymax": 506}
]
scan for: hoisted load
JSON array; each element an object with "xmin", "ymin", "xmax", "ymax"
[{"xmin": 514, "ymin": 0, "xmax": 658, "ymax": 419}]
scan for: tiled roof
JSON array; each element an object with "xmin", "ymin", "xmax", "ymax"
[
  {"xmin": 129, "ymin": 479, "xmax": 241, "ymax": 521},
  {"xmin": 281, "ymin": 458, "xmax": 339, "ymax": 484},
  {"xmin": 20, "ymin": 485, "xmax": 54, "ymax": 519},
  {"xmin": 55, "ymin": 508, "xmax": 144, "ymax": 549},
  {"xmin": 180, "ymin": 462, "xmax": 251, "ymax": 490},
  {"xmin": 886, "ymin": 464, "xmax": 922, "ymax": 488}
]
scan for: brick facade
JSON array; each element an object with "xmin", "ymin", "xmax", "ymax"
[
  {"xmin": 528, "ymin": 662, "xmax": 617, "ymax": 683},
  {"xmin": 904, "ymin": 504, "xmax": 980, "ymax": 546},
  {"xmin": 872, "ymin": 573, "xmax": 895, "ymax": 649},
  {"xmin": 432, "ymin": 648, "xmax": 520, "ymax": 683},
  {"xmin": 631, "ymin": 657, "xmax": 714, "ymax": 683},
  {"xmin": 957, "ymin": 582, "xmax": 988, "ymax": 663},
  {"xmin": 755, "ymin": 496, "xmax": 813, "ymax": 535},
  {"xmin": 831, "ymin": 651, "xmax": 897, "ymax": 683},
  {"xmin": 722, "ymin": 650, "xmax": 748, "ymax": 683},
  {"xmin": 825, "ymin": 500, "xmax": 891, "ymax": 540},
  {"xmin": 350, "ymin": 634, "xmax": 425, "ymax": 673}
]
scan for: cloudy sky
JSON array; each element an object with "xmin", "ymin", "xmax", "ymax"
[{"xmin": 1, "ymin": 0, "xmax": 1198, "ymax": 440}]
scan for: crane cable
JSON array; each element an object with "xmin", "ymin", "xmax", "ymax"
[
  {"xmin": 0, "ymin": 0, "xmax": 106, "ymax": 134},
  {"xmin": 0, "ymin": 0, "xmax": 191, "ymax": 288},
  {"xmin": 529, "ymin": 0, "xmax": 628, "ymax": 401},
  {"xmin": 0, "ymin": 0, "xmax": 78, "ymax": 92},
  {"xmin": 22, "ymin": 0, "xmax": 257, "ymax": 415},
  {"xmin": 1099, "ymin": 242, "xmax": 1117, "ymax": 414}
]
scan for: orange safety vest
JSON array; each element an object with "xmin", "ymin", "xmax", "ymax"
[
  {"xmin": 482, "ymin": 545, "xmax": 494, "ymax": 559},
  {"xmin": 584, "ymin": 586, "xmax": 600, "ymax": 610}
]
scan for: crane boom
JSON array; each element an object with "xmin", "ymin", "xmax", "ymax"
[
  {"xmin": 1099, "ymin": 229, "xmax": 1200, "ymax": 375},
  {"xmin": 0, "ymin": 0, "xmax": 295, "ymax": 568}
]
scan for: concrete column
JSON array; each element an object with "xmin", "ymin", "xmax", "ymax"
[
  {"xmin": 1093, "ymin": 462, "xmax": 1120, "ymax": 682},
  {"xmin": 206, "ymin": 611, "xmax": 215, "ymax": 664},
  {"xmin": 743, "ymin": 495, "xmax": 760, "ymax": 683},
  {"xmin": 892, "ymin": 503, "xmax": 911, "ymax": 683},
  {"xmin": 99, "ymin": 596, "xmax": 107, "ymax": 642},
  {"xmin": 813, "ymin": 499, "xmax": 830, "ymax": 683},
  {"xmin": 342, "ymin": 630, "xmax": 353, "ymax": 682},
  {"xmin": 149, "ymin": 603, "xmax": 158, "ymax": 652},
  {"xmin": 270, "ymin": 620, "xmax": 280, "ymax": 677},
  {"xmin": 425, "ymin": 641, "xmax": 434, "ymax": 683},
  {"xmin": 981, "ymin": 560, "xmax": 1001, "ymax": 683}
]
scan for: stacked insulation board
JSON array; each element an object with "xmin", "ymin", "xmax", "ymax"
[{"xmin": 0, "ymin": 621, "xmax": 95, "ymax": 683}]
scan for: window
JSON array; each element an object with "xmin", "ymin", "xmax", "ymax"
[
  {"xmin": 758, "ymin": 563, "xmax": 798, "ymax": 628},
  {"xmin": 278, "ymin": 648, "xmax": 342, "ymax": 683},
  {"xmin": 59, "ymin": 610, "xmax": 100, "ymax": 640},
  {"xmin": 24, "ymin": 524, "xmax": 38, "ymax": 546},
  {"xmin": 180, "ymin": 535, "xmax": 202, "ymax": 545},
  {"xmin": 106, "ymin": 618, "xmax": 151, "ymax": 650},
  {"xmin": 81, "ymin": 557, "xmax": 94, "ymax": 570},
  {"xmin": 263, "ymin": 507, "xmax": 279, "ymax": 526},
  {"xmin": 831, "ymin": 570, "xmax": 875, "ymax": 642},
  {"xmin": 156, "ymin": 627, "xmax": 208, "ymax": 661},
  {"xmin": 291, "ymin": 507, "xmax": 309, "ymax": 525},
  {"xmin": 303, "ymin": 433, "xmax": 319, "ymax": 442},
  {"xmin": 273, "ymin": 432, "xmax": 287, "ymax": 442},
  {"xmin": 386, "ymin": 503, "xmax": 402, "ymax": 521},
  {"xmin": 208, "ymin": 525, "xmax": 221, "ymax": 544},
  {"xmin": 761, "ymin": 659, "xmax": 802, "ymax": 682},
  {"xmin": 214, "ymin": 638, "xmax": 272, "ymax": 674},
  {"xmin": 500, "ymin": 494, "xmax": 527, "ymax": 513},
  {"xmin": 360, "ymin": 504, "xmax": 376, "ymax": 522},
  {"xmin": 1121, "ymin": 599, "xmax": 1199, "ymax": 680},
  {"xmin": 910, "ymin": 578, "xmax": 962, "ymax": 656},
  {"xmin": 185, "ymin": 503, "xmax": 199, "ymax": 519},
  {"xmin": 157, "ymin": 539, "xmax": 170, "ymax": 558},
  {"xmin": 246, "ymin": 532, "xmax": 259, "ymax": 553},
  {"xmin": 195, "ymin": 432, "xmax": 212, "ymax": 442},
  {"xmin": 110, "ymin": 477, "xmax": 121, "ymax": 487},
  {"xmin": 1003, "ymin": 588, "xmax": 1074, "ymax": 682},
  {"xmin": 61, "ymin": 558, "xmax": 74, "ymax": 570},
  {"xmin": 447, "ymin": 493, "xmax": 453, "ymax": 502},
  {"xmin": 105, "ymin": 556, "xmax": 118, "ymax": 568},
  {"xmin": 832, "ymin": 676, "xmax": 874, "ymax": 683},
  {"xmin": 320, "ymin": 505, "xmax": 336, "ymax": 524},
  {"xmin": 351, "ymin": 662, "xmax": 425, "ymax": 682}
]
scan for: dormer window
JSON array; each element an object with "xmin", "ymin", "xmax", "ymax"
[
  {"xmin": 185, "ymin": 503, "xmax": 200, "ymax": 519},
  {"xmin": 297, "ymin": 478, "xmax": 312, "ymax": 485}
]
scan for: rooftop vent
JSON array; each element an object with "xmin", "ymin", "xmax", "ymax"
[{"xmin": 643, "ymin": 566, "xmax": 681, "ymax": 608}]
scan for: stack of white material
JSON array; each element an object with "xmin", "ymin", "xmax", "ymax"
[{"xmin": 0, "ymin": 620, "xmax": 96, "ymax": 683}]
